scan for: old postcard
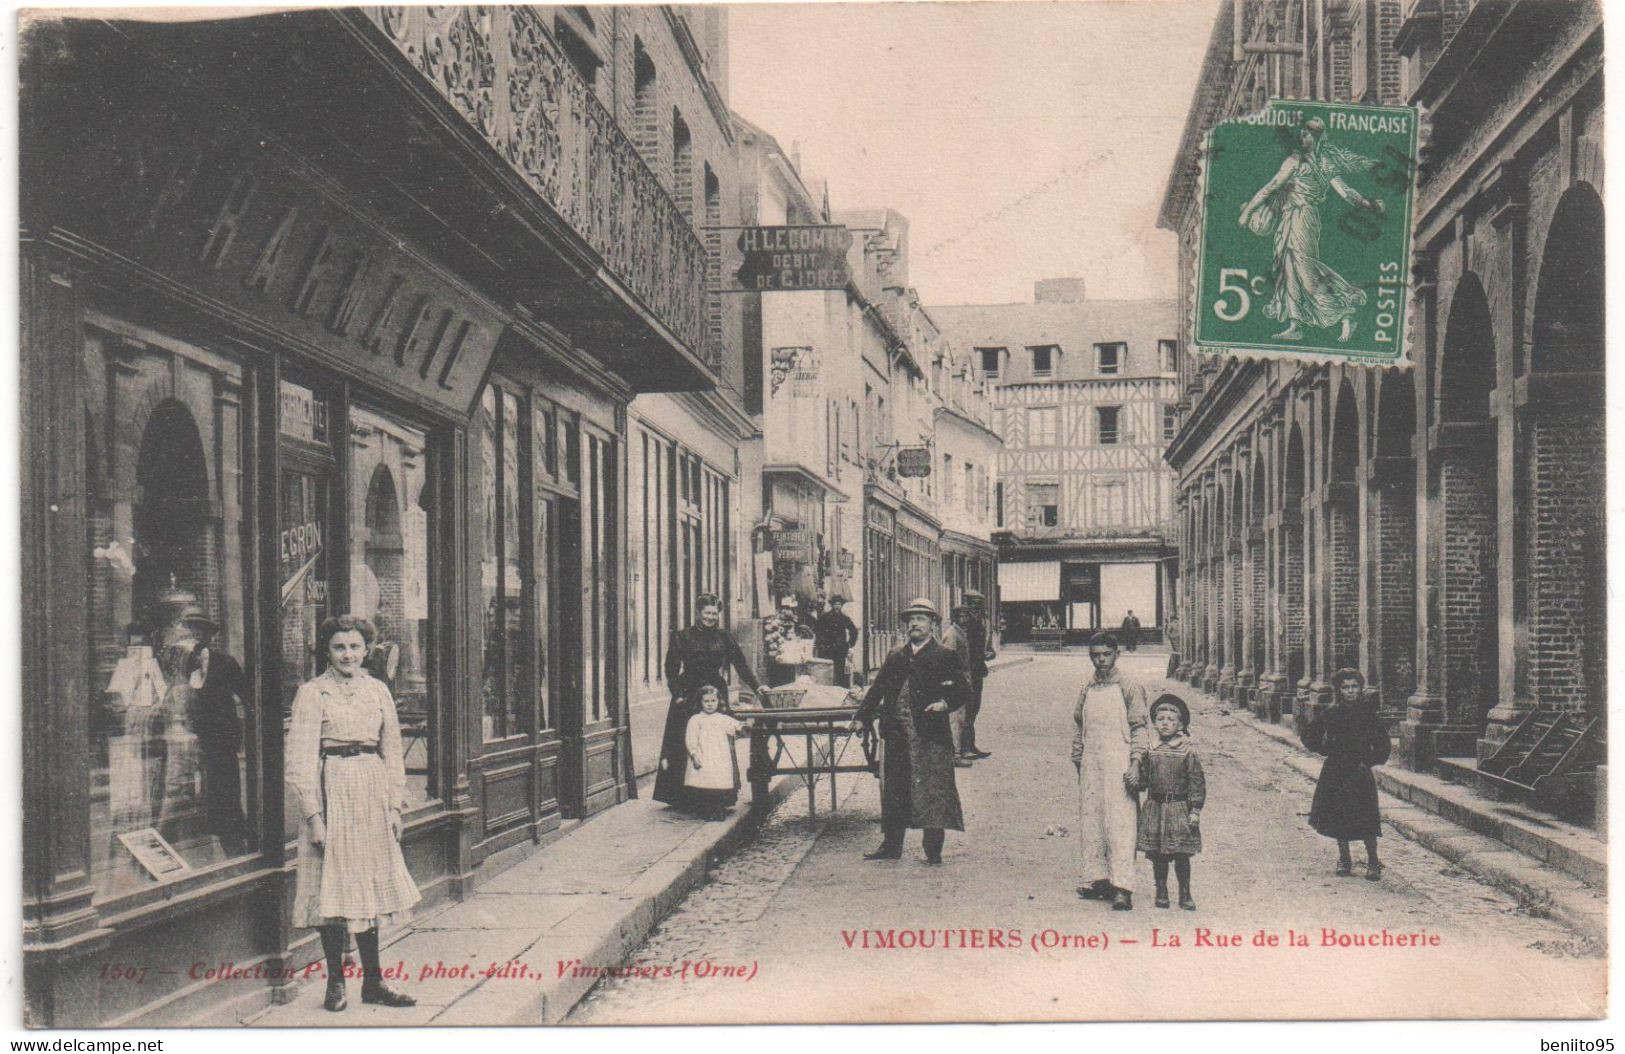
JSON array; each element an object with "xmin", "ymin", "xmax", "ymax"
[{"xmin": 16, "ymin": 0, "xmax": 1607, "ymax": 1033}]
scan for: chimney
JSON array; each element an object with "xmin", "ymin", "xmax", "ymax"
[{"xmin": 1034, "ymin": 277, "xmax": 1086, "ymax": 304}]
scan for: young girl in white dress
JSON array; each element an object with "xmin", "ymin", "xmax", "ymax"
[{"xmin": 683, "ymin": 685, "xmax": 751, "ymax": 819}]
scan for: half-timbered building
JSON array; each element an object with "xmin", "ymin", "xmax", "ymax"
[{"xmin": 934, "ymin": 284, "xmax": 1180, "ymax": 646}]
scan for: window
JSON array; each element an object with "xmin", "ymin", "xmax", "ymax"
[
  {"xmin": 1028, "ymin": 482, "xmax": 1059, "ymax": 528},
  {"xmin": 978, "ymin": 347, "xmax": 1003, "ymax": 379},
  {"xmin": 1159, "ymin": 339, "xmax": 1179, "ymax": 372},
  {"xmin": 1026, "ymin": 406, "xmax": 1058, "ymax": 447},
  {"xmin": 86, "ymin": 323, "xmax": 256, "ymax": 898},
  {"xmin": 555, "ymin": 13, "xmax": 603, "ymax": 89},
  {"xmin": 995, "ymin": 481, "xmax": 1005, "ymax": 527},
  {"xmin": 672, "ymin": 110, "xmax": 693, "ymax": 219},
  {"xmin": 1097, "ymin": 405, "xmax": 1121, "ymax": 445},
  {"xmin": 1163, "ymin": 404, "xmax": 1178, "ymax": 442},
  {"xmin": 964, "ymin": 462, "xmax": 976, "ymax": 515},
  {"xmin": 632, "ymin": 41, "xmax": 658, "ymax": 166},
  {"xmin": 478, "ymin": 386, "xmax": 527, "ymax": 742},
  {"xmin": 1095, "ymin": 342, "xmax": 1124, "ymax": 375},
  {"xmin": 1029, "ymin": 345, "xmax": 1057, "ymax": 377},
  {"xmin": 942, "ymin": 453, "xmax": 954, "ymax": 504}
]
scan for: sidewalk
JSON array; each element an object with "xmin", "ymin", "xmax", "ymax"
[
  {"xmin": 1204, "ymin": 690, "xmax": 1608, "ymax": 945},
  {"xmin": 247, "ymin": 656, "xmax": 1034, "ymax": 1027}
]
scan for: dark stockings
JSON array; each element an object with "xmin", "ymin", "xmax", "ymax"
[
  {"xmin": 319, "ymin": 925, "xmax": 347, "ymax": 984},
  {"xmin": 355, "ymin": 926, "xmax": 383, "ymax": 987},
  {"xmin": 1337, "ymin": 838, "xmax": 1379, "ymax": 866},
  {"xmin": 1150, "ymin": 855, "xmax": 1192, "ymax": 896}
]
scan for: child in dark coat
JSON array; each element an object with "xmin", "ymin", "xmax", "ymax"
[
  {"xmin": 1303, "ymin": 668, "xmax": 1391, "ymax": 880},
  {"xmin": 1137, "ymin": 694, "xmax": 1205, "ymax": 910}
]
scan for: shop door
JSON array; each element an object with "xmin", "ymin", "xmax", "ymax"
[{"xmin": 553, "ymin": 494, "xmax": 587, "ymax": 817}]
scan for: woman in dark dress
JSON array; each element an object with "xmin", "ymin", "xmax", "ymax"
[
  {"xmin": 184, "ymin": 637, "xmax": 250, "ymax": 855},
  {"xmin": 653, "ymin": 594, "xmax": 763, "ymax": 807},
  {"xmin": 1304, "ymin": 668, "xmax": 1390, "ymax": 880}
]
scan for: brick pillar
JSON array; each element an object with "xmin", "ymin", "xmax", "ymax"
[
  {"xmin": 1438, "ymin": 438, "xmax": 1498, "ymax": 747},
  {"xmin": 1372, "ymin": 462, "xmax": 1417, "ymax": 724},
  {"xmin": 1525, "ymin": 399, "xmax": 1605, "ymax": 716},
  {"xmin": 1326, "ymin": 484, "xmax": 1361, "ymax": 672},
  {"xmin": 1206, "ymin": 546, "xmax": 1225, "ymax": 695},
  {"xmin": 1246, "ymin": 534, "xmax": 1266, "ymax": 714}
]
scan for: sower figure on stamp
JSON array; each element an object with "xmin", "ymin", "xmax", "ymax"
[
  {"xmin": 852, "ymin": 598, "xmax": 970, "ymax": 865},
  {"xmin": 1072, "ymin": 631, "xmax": 1149, "ymax": 911}
]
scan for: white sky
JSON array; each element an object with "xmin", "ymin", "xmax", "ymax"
[{"xmin": 729, "ymin": 0, "xmax": 1223, "ymax": 305}]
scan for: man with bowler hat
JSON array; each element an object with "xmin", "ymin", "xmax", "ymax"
[{"xmin": 852, "ymin": 598, "xmax": 970, "ymax": 864}]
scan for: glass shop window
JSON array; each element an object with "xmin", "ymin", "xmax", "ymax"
[
  {"xmin": 348, "ymin": 404, "xmax": 437, "ymax": 804},
  {"xmin": 84, "ymin": 322, "xmax": 255, "ymax": 899},
  {"xmin": 478, "ymin": 386, "xmax": 529, "ymax": 742}
]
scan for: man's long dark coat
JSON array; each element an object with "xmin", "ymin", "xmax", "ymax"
[{"xmin": 856, "ymin": 638, "xmax": 970, "ymax": 830}]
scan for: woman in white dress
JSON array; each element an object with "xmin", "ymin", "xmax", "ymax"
[{"xmin": 287, "ymin": 615, "xmax": 421, "ymax": 1012}]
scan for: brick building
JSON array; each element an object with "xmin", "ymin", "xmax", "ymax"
[
  {"xmin": 1160, "ymin": 1, "xmax": 1603, "ymax": 787},
  {"xmin": 934, "ymin": 283, "xmax": 1179, "ymax": 646}
]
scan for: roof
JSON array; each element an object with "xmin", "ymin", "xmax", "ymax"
[{"xmin": 929, "ymin": 299, "xmax": 1178, "ymax": 347}]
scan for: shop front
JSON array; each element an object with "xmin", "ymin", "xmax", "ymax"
[{"xmin": 23, "ymin": 13, "xmax": 709, "ymax": 1027}]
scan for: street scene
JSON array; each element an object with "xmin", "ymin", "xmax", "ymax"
[
  {"xmin": 575, "ymin": 654, "xmax": 1604, "ymax": 1023},
  {"xmin": 17, "ymin": 0, "xmax": 1607, "ymax": 1032}
]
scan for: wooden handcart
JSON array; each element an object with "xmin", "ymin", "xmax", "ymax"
[{"xmin": 732, "ymin": 684, "xmax": 878, "ymax": 817}]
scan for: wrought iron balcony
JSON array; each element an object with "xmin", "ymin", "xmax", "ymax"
[{"xmin": 365, "ymin": 6, "xmax": 707, "ymax": 356}]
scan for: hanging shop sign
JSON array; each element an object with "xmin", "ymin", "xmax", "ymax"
[
  {"xmin": 772, "ymin": 527, "xmax": 814, "ymax": 562},
  {"xmin": 732, "ymin": 225, "xmax": 853, "ymax": 292},
  {"xmin": 1196, "ymin": 99, "xmax": 1417, "ymax": 366},
  {"xmin": 895, "ymin": 446, "xmax": 932, "ymax": 478}
]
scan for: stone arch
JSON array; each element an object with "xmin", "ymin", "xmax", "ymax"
[
  {"xmin": 1435, "ymin": 274, "xmax": 1499, "ymax": 732},
  {"xmin": 1326, "ymin": 380, "xmax": 1361, "ymax": 672},
  {"xmin": 1282, "ymin": 424, "xmax": 1308, "ymax": 689},
  {"xmin": 1525, "ymin": 183, "xmax": 1605, "ymax": 714},
  {"xmin": 133, "ymin": 400, "xmax": 213, "ymax": 634},
  {"xmin": 1372, "ymin": 369, "xmax": 1418, "ymax": 715}
]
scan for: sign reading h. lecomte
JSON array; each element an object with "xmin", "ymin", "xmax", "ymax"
[
  {"xmin": 734, "ymin": 225, "xmax": 854, "ymax": 292},
  {"xmin": 1196, "ymin": 100, "xmax": 1418, "ymax": 365}
]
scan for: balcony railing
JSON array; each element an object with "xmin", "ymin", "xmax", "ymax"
[{"xmin": 366, "ymin": 6, "xmax": 706, "ymax": 355}]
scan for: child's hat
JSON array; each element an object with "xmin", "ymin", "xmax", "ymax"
[{"xmin": 1150, "ymin": 693, "xmax": 1191, "ymax": 729}]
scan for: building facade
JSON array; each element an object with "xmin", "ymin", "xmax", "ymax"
[
  {"xmin": 935, "ymin": 284, "xmax": 1179, "ymax": 646},
  {"xmin": 1159, "ymin": 1, "xmax": 1603, "ymax": 785},
  {"xmin": 21, "ymin": 7, "xmax": 740, "ymax": 1025}
]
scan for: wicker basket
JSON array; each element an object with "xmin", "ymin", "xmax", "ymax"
[{"xmin": 758, "ymin": 685, "xmax": 809, "ymax": 710}]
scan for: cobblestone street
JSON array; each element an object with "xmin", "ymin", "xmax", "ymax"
[{"xmin": 571, "ymin": 654, "xmax": 1604, "ymax": 1024}]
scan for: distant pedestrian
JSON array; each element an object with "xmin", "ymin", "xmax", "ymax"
[
  {"xmin": 1120, "ymin": 610, "xmax": 1142, "ymax": 652},
  {"xmin": 813, "ymin": 594, "xmax": 860, "ymax": 686},
  {"xmin": 941, "ymin": 607, "xmax": 975, "ymax": 768},
  {"xmin": 960, "ymin": 590, "xmax": 994, "ymax": 760},
  {"xmin": 683, "ymin": 685, "xmax": 750, "ymax": 820},
  {"xmin": 1303, "ymin": 668, "xmax": 1389, "ymax": 880},
  {"xmin": 1072, "ymin": 632, "xmax": 1148, "ymax": 911},
  {"xmin": 1137, "ymin": 694, "xmax": 1205, "ymax": 910}
]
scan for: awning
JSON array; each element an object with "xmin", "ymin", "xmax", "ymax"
[{"xmin": 999, "ymin": 561, "xmax": 1061, "ymax": 602}]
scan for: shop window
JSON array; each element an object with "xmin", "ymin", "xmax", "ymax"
[
  {"xmin": 85, "ymin": 323, "xmax": 254, "ymax": 899},
  {"xmin": 478, "ymin": 386, "xmax": 528, "ymax": 742},
  {"xmin": 534, "ymin": 404, "xmax": 563, "ymax": 731},
  {"xmin": 349, "ymin": 405, "xmax": 436, "ymax": 802}
]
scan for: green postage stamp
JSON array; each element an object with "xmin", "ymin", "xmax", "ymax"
[{"xmin": 1196, "ymin": 99, "xmax": 1418, "ymax": 365}]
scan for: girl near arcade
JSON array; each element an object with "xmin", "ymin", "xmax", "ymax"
[
  {"xmin": 1303, "ymin": 668, "xmax": 1390, "ymax": 880},
  {"xmin": 287, "ymin": 615, "xmax": 421, "ymax": 1012}
]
